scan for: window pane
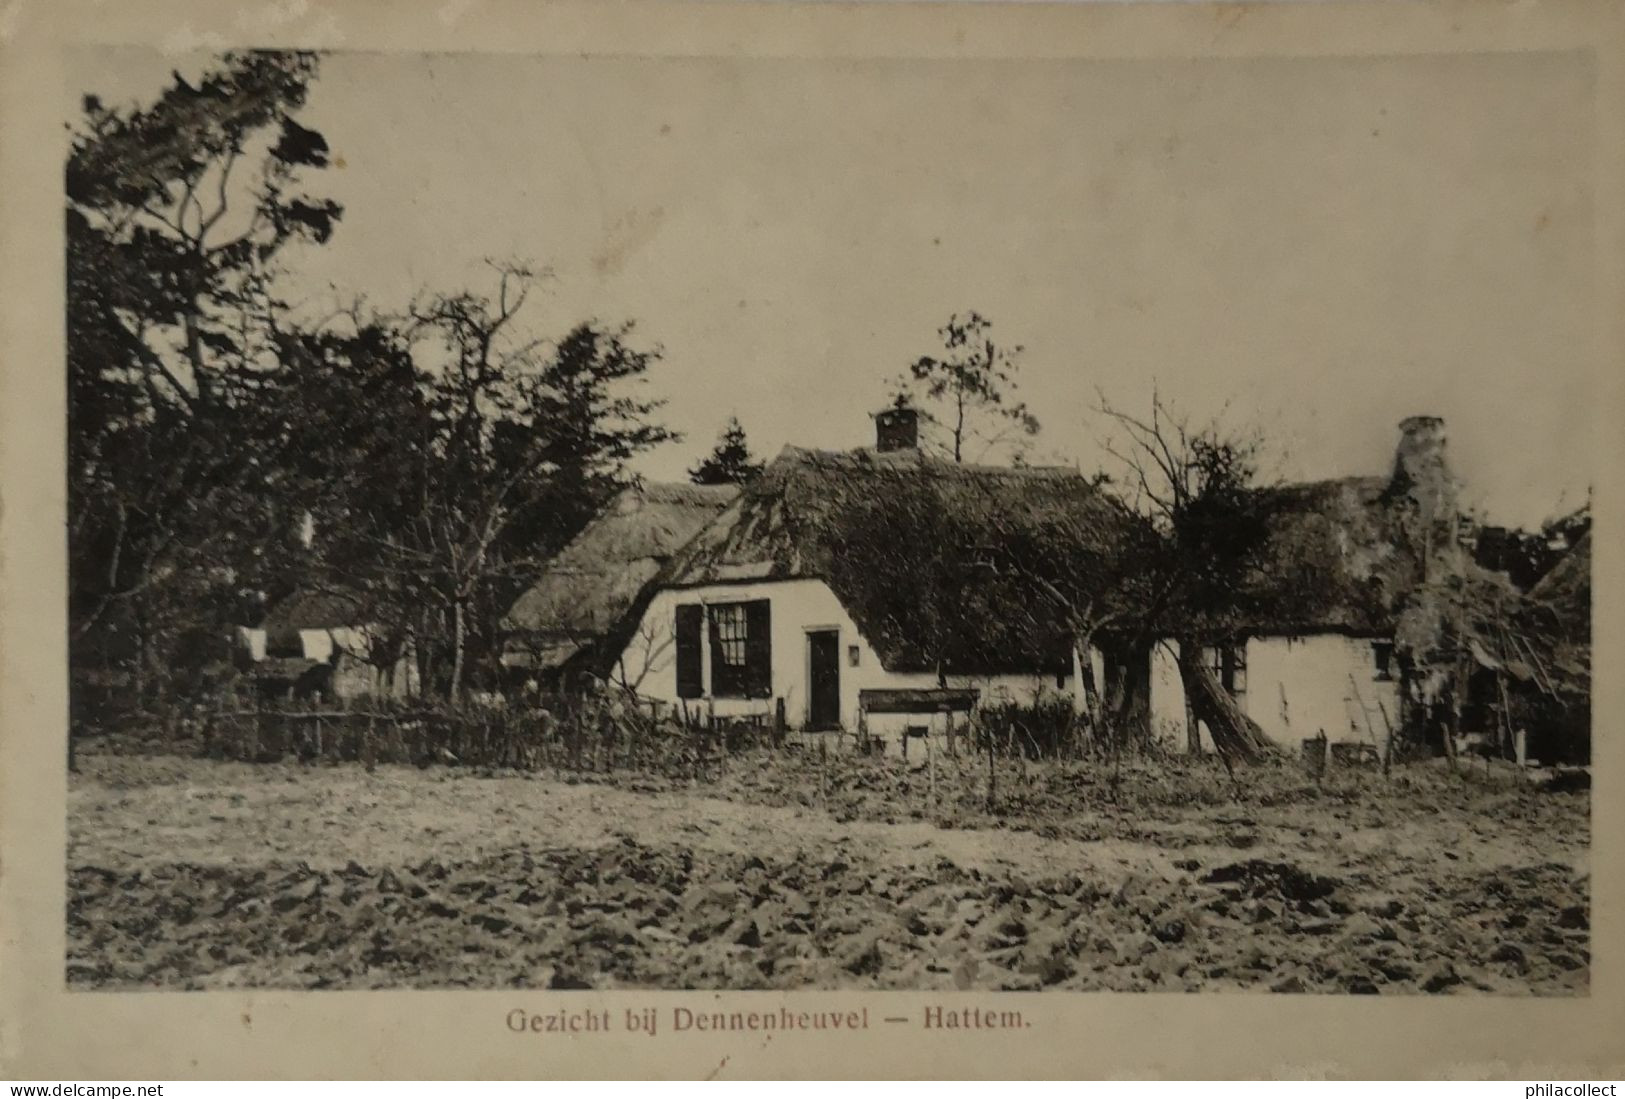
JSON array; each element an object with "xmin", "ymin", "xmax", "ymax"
[
  {"xmin": 1372, "ymin": 641, "xmax": 1395, "ymax": 681},
  {"xmin": 712, "ymin": 604, "xmax": 747, "ymax": 666}
]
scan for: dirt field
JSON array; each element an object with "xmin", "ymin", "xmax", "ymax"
[{"xmin": 66, "ymin": 745, "xmax": 1589, "ymax": 993}]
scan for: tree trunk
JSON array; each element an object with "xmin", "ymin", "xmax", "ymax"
[
  {"xmin": 134, "ymin": 601, "xmax": 152, "ymax": 711},
  {"xmin": 986, "ymin": 729, "xmax": 996, "ymax": 811},
  {"xmin": 952, "ymin": 390, "xmax": 964, "ymax": 463},
  {"xmin": 448, "ymin": 598, "xmax": 466, "ymax": 703},
  {"xmin": 1179, "ymin": 641, "xmax": 1202, "ymax": 754},
  {"xmin": 1176, "ymin": 639, "xmax": 1273, "ymax": 763},
  {"xmin": 1101, "ymin": 642, "xmax": 1152, "ymax": 750},
  {"xmin": 1075, "ymin": 638, "xmax": 1104, "ymax": 746}
]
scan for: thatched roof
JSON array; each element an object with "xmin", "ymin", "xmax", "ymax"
[
  {"xmin": 260, "ymin": 587, "xmax": 370, "ymax": 631},
  {"xmin": 658, "ymin": 445, "xmax": 1138, "ymax": 675},
  {"xmin": 1512, "ymin": 531, "xmax": 1591, "ymax": 699},
  {"xmin": 501, "ymin": 481, "xmax": 739, "ymax": 662},
  {"xmin": 1227, "ymin": 475, "xmax": 1420, "ymax": 636},
  {"xmin": 1527, "ymin": 530, "xmax": 1590, "ymax": 639}
]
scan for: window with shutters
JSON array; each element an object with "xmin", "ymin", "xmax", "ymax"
[{"xmin": 709, "ymin": 599, "xmax": 771, "ymax": 698}]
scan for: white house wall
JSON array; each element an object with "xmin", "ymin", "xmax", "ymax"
[
  {"xmin": 237, "ymin": 625, "xmax": 420, "ymax": 701},
  {"xmin": 331, "ymin": 649, "xmax": 420, "ymax": 700},
  {"xmin": 1149, "ymin": 644, "xmax": 1192, "ymax": 749},
  {"xmin": 617, "ymin": 577, "xmax": 1075, "ymax": 733},
  {"xmin": 1150, "ymin": 635, "xmax": 1400, "ymax": 753}
]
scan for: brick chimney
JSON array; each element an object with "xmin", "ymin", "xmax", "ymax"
[
  {"xmin": 874, "ymin": 401, "xmax": 920, "ymax": 453},
  {"xmin": 1390, "ymin": 415, "xmax": 1459, "ymax": 564}
]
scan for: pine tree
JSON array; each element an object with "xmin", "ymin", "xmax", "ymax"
[
  {"xmin": 67, "ymin": 52, "xmax": 342, "ymax": 696},
  {"xmin": 689, "ymin": 416, "xmax": 764, "ymax": 485},
  {"xmin": 898, "ymin": 311, "xmax": 1040, "ymax": 463}
]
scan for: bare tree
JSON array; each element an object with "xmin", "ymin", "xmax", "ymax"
[
  {"xmin": 264, "ymin": 260, "xmax": 676, "ymax": 704},
  {"xmin": 612, "ymin": 614, "xmax": 678, "ymax": 694},
  {"xmin": 1095, "ymin": 389, "xmax": 1279, "ymax": 763}
]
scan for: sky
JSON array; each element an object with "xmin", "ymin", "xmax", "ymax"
[{"xmin": 71, "ymin": 46, "xmax": 1599, "ymax": 528}]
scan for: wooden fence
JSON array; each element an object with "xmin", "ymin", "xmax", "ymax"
[{"xmin": 198, "ymin": 694, "xmax": 788, "ymax": 781}]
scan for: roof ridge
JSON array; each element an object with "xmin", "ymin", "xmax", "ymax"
[{"xmin": 774, "ymin": 443, "xmax": 1084, "ymax": 480}]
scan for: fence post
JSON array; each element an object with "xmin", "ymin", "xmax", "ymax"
[
  {"xmin": 689, "ymin": 717, "xmax": 699, "ymax": 782},
  {"xmin": 927, "ymin": 732, "xmax": 936, "ymax": 817},
  {"xmin": 819, "ymin": 734, "xmax": 828, "ymax": 806},
  {"xmin": 986, "ymin": 727, "xmax": 996, "ymax": 811}
]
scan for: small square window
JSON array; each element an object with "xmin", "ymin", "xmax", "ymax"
[
  {"xmin": 1205, "ymin": 641, "xmax": 1247, "ymax": 696},
  {"xmin": 848, "ymin": 645, "xmax": 860, "ymax": 667},
  {"xmin": 1372, "ymin": 641, "xmax": 1395, "ymax": 681}
]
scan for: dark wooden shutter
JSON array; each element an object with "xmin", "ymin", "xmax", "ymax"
[
  {"xmin": 675, "ymin": 604, "xmax": 703, "ymax": 699},
  {"xmin": 744, "ymin": 599, "xmax": 772, "ymax": 698}
]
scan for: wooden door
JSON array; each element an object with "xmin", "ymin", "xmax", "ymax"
[{"xmin": 807, "ymin": 630, "xmax": 841, "ymax": 730}]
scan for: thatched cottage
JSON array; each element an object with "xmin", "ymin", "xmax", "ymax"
[
  {"xmin": 1149, "ymin": 415, "xmax": 1470, "ymax": 753},
  {"xmin": 237, "ymin": 586, "xmax": 420, "ymax": 702},
  {"xmin": 499, "ymin": 481, "xmax": 739, "ymax": 684},
  {"xmin": 613, "ymin": 407, "xmax": 1140, "ymax": 742},
  {"xmin": 1425, "ymin": 527, "xmax": 1591, "ymax": 764}
]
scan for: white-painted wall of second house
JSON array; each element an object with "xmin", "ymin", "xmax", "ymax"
[{"xmin": 1150, "ymin": 634, "xmax": 1399, "ymax": 753}]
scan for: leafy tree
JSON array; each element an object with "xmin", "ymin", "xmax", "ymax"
[
  {"xmin": 819, "ymin": 462, "xmax": 1154, "ymax": 754},
  {"xmin": 292, "ymin": 264, "xmax": 676, "ymax": 700},
  {"xmin": 66, "ymin": 51, "xmax": 341, "ymax": 703},
  {"xmin": 896, "ymin": 311, "xmax": 1040, "ymax": 463},
  {"xmin": 65, "ymin": 54, "xmax": 680, "ymax": 716},
  {"xmin": 688, "ymin": 416, "xmax": 764, "ymax": 485},
  {"xmin": 827, "ymin": 390, "xmax": 1285, "ymax": 758}
]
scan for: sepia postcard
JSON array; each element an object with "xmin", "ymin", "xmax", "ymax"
[{"xmin": 2, "ymin": 0, "xmax": 1623, "ymax": 1081}]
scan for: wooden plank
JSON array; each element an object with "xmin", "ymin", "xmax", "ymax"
[{"xmin": 858, "ymin": 687, "xmax": 979, "ymax": 714}]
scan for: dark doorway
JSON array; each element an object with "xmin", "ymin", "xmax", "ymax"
[{"xmin": 807, "ymin": 630, "xmax": 841, "ymax": 730}]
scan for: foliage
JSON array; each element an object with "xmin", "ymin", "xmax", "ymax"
[
  {"xmin": 67, "ymin": 51, "xmax": 342, "ymax": 701},
  {"xmin": 689, "ymin": 416, "xmax": 764, "ymax": 485},
  {"xmin": 66, "ymin": 54, "xmax": 677, "ymax": 709},
  {"xmin": 1092, "ymin": 390, "xmax": 1287, "ymax": 759},
  {"xmin": 817, "ymin": 464, "xmax": 1147, "ymax": 678},
  {"xmin": 265, "ymin": 265, "xmax": 676, "ymax": 699},
  {"xmin": 895, "ymin": 311, "xmax": 1040, "ymax": 463},
  {"xmin": 971, "ymin": 698, "xmax": 1086, "ymax": 759},
  {"xmin": 1095, "ymin": 390, "xmax": 1280, "ymax": 644}
]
